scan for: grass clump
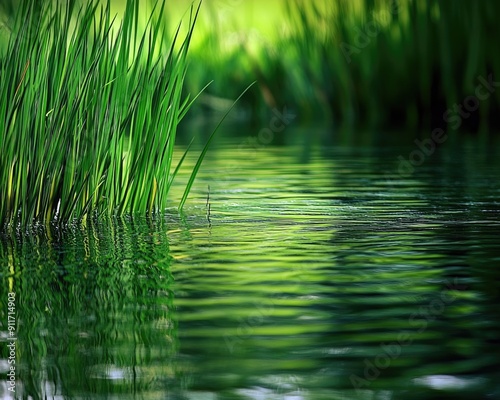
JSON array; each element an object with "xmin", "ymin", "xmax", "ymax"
[{"xmin": 0, "ymin": 0, "xmax": 208, "ymax": 230}]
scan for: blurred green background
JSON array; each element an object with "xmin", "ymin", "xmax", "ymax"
[
  {"xmin": 2, "ymin": 0, "xmax": 499, "ymax": 134},
  {"xmin": 168, "ymin": 0, "xmax": 500, "ymax": 134},
  {"xmin": 2, "ymin": 2, "xmax": 500, "ymax": 399}
]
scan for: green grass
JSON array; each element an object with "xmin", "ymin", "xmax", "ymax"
[
  {"xmin": 179, "ymin": 0, "xmax": 500, "ymax": 132},
  {"xmin": 0, "ymin": 0, "xmax": 232, "ymax": 230}
]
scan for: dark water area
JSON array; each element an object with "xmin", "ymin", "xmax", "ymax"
[{"xmin": 1, "ymin": 127, "xmax": 500, "ymax": 399}]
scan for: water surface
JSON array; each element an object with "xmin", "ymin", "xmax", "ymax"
[{"xmin": 1, "ymin": 130, "xmax": 500, "ymax": 399}]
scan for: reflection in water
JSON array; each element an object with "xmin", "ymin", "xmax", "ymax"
[
  {"xmin": 1, "ymin": 134, "xmax": 500, "ymax": 399},
  {"xmin": 1, "ymin": 220, "xmax": 179, "ymax": 398}
]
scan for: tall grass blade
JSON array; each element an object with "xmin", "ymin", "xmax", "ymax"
[
  {"xmin": 178, "ymin": 82, "xmax": 255, "ymax": 212},
  {"xmin": 0, "ymin": 0, "xmax": 207, "ymax": 231}
]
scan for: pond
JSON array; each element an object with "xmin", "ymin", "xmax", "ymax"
[{"xmin": 1, "ymin": 126, "xmax": 500, "ymax": 399}]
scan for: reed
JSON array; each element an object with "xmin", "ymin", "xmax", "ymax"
[
  {"xmin": 0, "ymin": 0, "xmax": 216, "ymax": 230},
  {"xmin": 181, "ymin": 0, "xmax": 500, "ymax": 132}
]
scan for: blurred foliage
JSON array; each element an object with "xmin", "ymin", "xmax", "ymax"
[{"xmin": 182, "ymin": 0, "xmax": 500, "ymax": 133}]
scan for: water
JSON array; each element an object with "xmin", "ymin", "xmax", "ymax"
[{"xmin": 1, "ymin": 129, "xmax": 500, "ymax": 399}]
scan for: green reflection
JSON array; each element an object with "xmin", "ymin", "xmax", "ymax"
[
  {"xmin": 1, "ymin": 219, "xmax": 179, "ymax": 398},
  {"xmin": 1, "ymin": 136, "xmax": 500, "ymax": 399}
]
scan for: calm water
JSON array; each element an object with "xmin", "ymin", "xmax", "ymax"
[{"xmin": 1, "ymin": 129, "xmax": 500, "ymax": 399}]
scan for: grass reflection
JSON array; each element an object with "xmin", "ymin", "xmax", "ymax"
[{"xmin": 0, "ymin": 219, "xmax": 178, "ymax": 398}]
